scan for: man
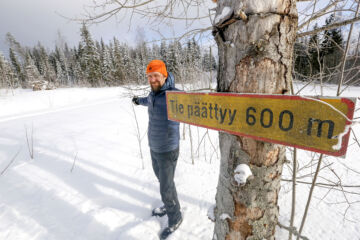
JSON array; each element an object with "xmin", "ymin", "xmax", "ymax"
[{"xmin": 132, "ymin": 60, "xmax": 182, "ymax": 239}]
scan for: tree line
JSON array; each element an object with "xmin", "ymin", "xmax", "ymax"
[{"xmin": 0, "ymin": 23, "xmax": 217, "ymax": 89}]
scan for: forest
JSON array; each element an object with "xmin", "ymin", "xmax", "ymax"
[
  {"xmin": 0, "ymin": 23, "xmax": 216, "ymax": 89},
  {"xmin": 1, "ymin": 13, "xmax": 360, "ymax": 90}
]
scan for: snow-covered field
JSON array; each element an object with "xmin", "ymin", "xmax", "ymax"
[{"xmin": 0, "ymin": 83, "xmax": 359, "ymax": 240}]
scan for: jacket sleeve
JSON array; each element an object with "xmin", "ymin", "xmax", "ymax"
[{"xmin": 138, "ymin": 95, "xmax": 149, "ymax": 106}]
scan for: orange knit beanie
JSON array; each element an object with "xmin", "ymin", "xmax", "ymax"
[{"xmin": 146, "ymin": 60, "xmax": 168, "ymax": 78}]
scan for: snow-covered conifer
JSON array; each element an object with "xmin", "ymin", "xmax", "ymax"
[
  {"xmin": 25, "ymin": 52, "xmax": 42, "ymax": 85},
  {"xmin": 0, "ymin": 51, "xmax": 18, "ymax": 88},
  {"xmin": 9, "ymin": 47, "xmax": 25, "ymax": 85},
  {"xmin": 80, "ymin": 23, "xmax": 101, "ymax": 86}
]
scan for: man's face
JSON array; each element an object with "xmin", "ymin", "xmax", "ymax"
[{"xmin": 147, "ymin": 72, "xmax": 166, "ymax": 92}]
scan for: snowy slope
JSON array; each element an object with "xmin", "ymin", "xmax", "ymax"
[{"xmin": 0, "ymin": 84, "xmax": 359, "ymax": 240}]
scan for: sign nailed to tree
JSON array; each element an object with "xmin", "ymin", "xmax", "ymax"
[{"xmin": 166, "ymin": 92, "xmax": 356, "ymax": 157}]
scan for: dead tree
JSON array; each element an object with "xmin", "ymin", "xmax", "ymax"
[{"xmin": 212, "ymin": 1, "xmax": 298, "ymax": 239}]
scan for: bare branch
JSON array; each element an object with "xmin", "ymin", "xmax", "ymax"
[
  {"xmin": 282, "ymin": 179, "xmax": 360, "ymax": 188},
  {"xmin": 297, "ymin": 16, "xmax": 360, "ymax": 38},
  {"xmin": 297, "ymin": 154, "xmax": 324, "ymax": 240},
  {"xmin": 288, "ymin": 148, "xmax": 297, "ymax": 240},
  {"xmin": 298, "ymin": 1, "xmax": 339, "ymax": 30},
  {"xmin": 337, "ymin": 1, "xmax": 360, "ymax": 96},
  {"xmin": 188, "ymin": 125, "xmax": 195, "ymax": 164},
  {"xmin": 278, "ymin": 222, "xmax": 310, "ymax": 240}
]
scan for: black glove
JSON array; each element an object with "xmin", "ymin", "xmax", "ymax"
[{"xmin": 132, "ymin": 96, "xmax": 139, "ymax": 105}]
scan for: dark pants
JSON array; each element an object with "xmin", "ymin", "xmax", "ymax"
[{"xmin": 150, "ymin": 147, "xmax": 181, "ymax": 225}]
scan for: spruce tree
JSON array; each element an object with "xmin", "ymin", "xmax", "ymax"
[
  {"xmin": 0, "ymin": 51, "xmax": 17, "ymax": 88},
  {"xmin": 6, "ymin": 33, "xmax": 26, "ymax": 62},
  {"xmin": 166, "ymin": 41, "xmax": 178, "ymax": 76},
  {"xmin": 160, "ymin": 41, "xmax": 167, "ymax": 63},
  {"xmin": 9, "ymin": 47, "xmax": 25, "ymax": 85},
  {"xmin": 308, "ymin": 25, "xmax": 321, "ymax": 75},
  {"xmin": 24, "ymin": 52, "xmax": 42, "ymax": 85},
  {"xmin": 80, "ymin": 23, "xmax": 101, "ymax": 86},
  {"xmin": 191, "ymin": 38, "xmax": 201, "ymax": 69},
  {"xmin": 38, "ymin": 43, "xmax": 56, "ymax": 84},
  {"xmin": 112, "ymin": 37, "xmax": 125, "ymax": 85},
  {"xmin": 202, "ymin": 48, "xmax": 217, "ymax": 72},
  {"xmin": 100, "ymin": 39, "xmax": 112, "ymax": 85},
  {"xmin": 321, "ymin": 13, "xmax": 344, "ymax": 80}
]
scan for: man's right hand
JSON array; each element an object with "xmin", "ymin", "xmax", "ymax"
[{"xmin": 132, "ymin": 96, "xmax": 139, "ymax": 105}]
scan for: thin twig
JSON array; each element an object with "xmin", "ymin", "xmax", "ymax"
[
  {"xmin": 288, "ymin": 148, "xmax": 297, "ymax": 240},
  {"xmin": 278, "ymin": 222, "xmax": 310, "ymax": 240},
  {"xmin": 1, "ymin": 148, "xmax": 21, "ymax": 176},
  {"xmin": 297, "ymin": 16, "xmax": 360, "ymax": 38},
  {"xmin": 131, "ymin": 97, "xmax": 144, "ymax": 169},
  {"xmin": 281, "ymin": 179, "xmax": 360, "ymax": 188},
  {"xmin": 188, "ymin": 124, "xmax": 194, "ymax": 164},
  {"xmin": 195, "ymin": 131, "xmax": 207, "ymax": 156},
  {"xmin": 70, "ymin": 152, "xmax": 78, "ymax": 173},
  {"xmin": 298, "ymin": 1, "xmax": 339, "ymax": 30},
  {"xmin": 337, "ymin": 1, "xmax": 360, "ymax": 96},
  {"xmin": 351, "ymin": 128, "xmax": 360, "ymax": 149},
  {"xmin": 297, "ymin": 154, "xmax": 324, "ymax": 240}
]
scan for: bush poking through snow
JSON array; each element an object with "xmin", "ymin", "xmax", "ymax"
[
  {"xmin": 234, "ymin": 164, "xmax": 252, "ymax": 186},
  {"xmin": 30, "ymin": 80, "xmax": 55, "ymax": 91}
]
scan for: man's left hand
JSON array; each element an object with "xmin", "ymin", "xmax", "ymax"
[{"xmin": 132, "ymin": 96, "xmax": 139, "ymax": 105}]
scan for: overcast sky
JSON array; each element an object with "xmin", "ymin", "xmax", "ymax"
[
  {"xmin": 1, "ymin": 0, "xmax": 357, "ymax": 57},
  {"xmin": 0, "ymin": 0, "xmax": 214, "ymax": 55},
  {"xmin": 0, "ymin": 0, "xmax": 146, "ymax": 53}
]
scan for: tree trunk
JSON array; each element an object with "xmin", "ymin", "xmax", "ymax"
[{"xmin": 213, "ymin": 1, "xmax": 298, "ymax": 239}]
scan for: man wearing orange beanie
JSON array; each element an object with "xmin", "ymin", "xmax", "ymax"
[{"xmin": 132, "ymin": 60, "xmax": 182, "ymax": 239}]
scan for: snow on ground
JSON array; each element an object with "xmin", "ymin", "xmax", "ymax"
[
  {"xmin": 277, "ymin": 83, "xmax": 360, "ymax": 240},
  {"xmin": 0, "ymin": 82, "xmax": 359, "ymax": 240},
  {"xmin": 0, "ymin": 87, "xmax": 219, "ymax": 240}
]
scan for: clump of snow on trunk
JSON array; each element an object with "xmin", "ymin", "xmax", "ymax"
[
  {"xmin": 220, "ymin": 213, "xmax": 231, "ymax": 220},
  {"xmin": 234, "ymin": 164, "xmax": 252, "ymax": 186}
]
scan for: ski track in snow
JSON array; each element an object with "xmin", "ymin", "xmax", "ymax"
[{"xmin": 0, "ymin": 84, "xmax": 359, "ymax": 240}]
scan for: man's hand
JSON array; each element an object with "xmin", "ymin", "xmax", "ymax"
[{"xmin": 132, "ymin": 96, "xmax": 139, "ymax": 105}]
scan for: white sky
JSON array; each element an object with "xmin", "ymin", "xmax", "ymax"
[
  {"xmin": 0, "ymin": 0, "xmax": 215, "ymax": 55},
  {"xmin": 1, "ymin": 0, "xmax": 358, "ymax": 56}
]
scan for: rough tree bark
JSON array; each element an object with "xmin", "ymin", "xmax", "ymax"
[{"xmin": 212, "ymin": 1, "xmax": 298, "ymax": 239}]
